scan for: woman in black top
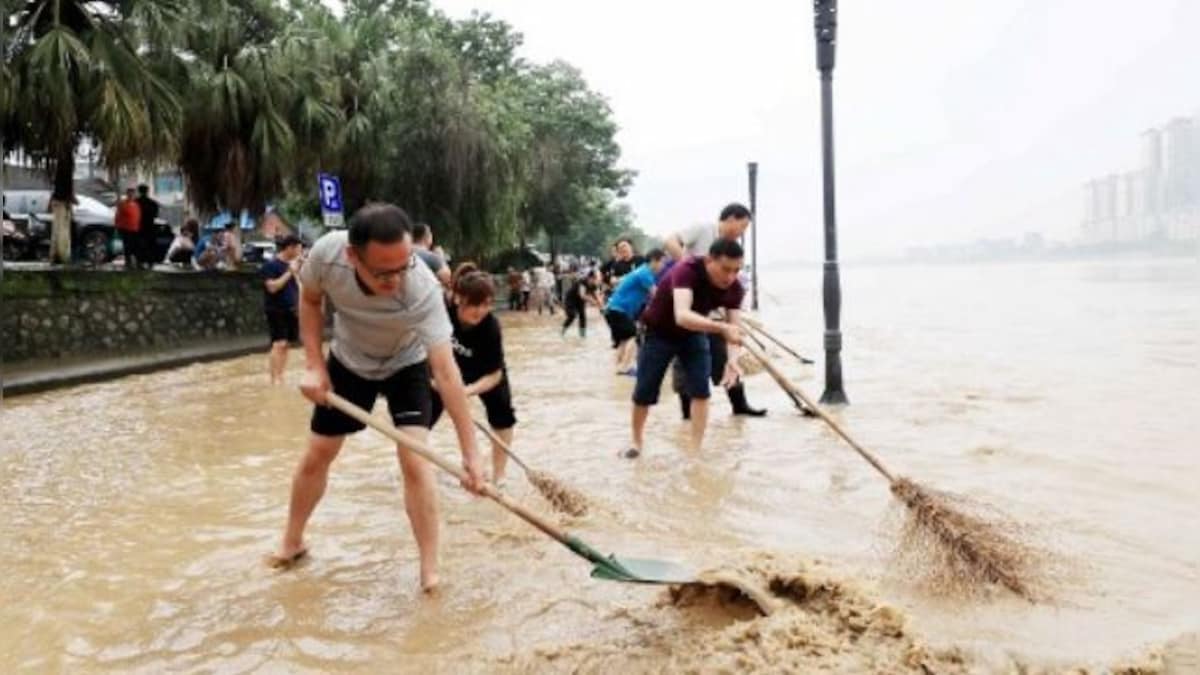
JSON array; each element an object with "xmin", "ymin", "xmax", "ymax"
[
  {"xmin": 561, "ymin": 268, "xmax": 604, "ymax": 338},
  {"xmin": 430, "ymin": 263, "xmax": 518, "ymax": 483}
]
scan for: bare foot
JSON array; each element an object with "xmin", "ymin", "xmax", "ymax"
[
  {"xmin": 421, "ymin": 570, "xmax": 440, "ymax": 594},
  {"xmin": 265, "ymin": 544, "xmax": 308, "ymax": 570}
]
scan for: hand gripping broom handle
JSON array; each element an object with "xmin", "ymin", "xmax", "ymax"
[{"xmin": 739, "ymin": 341, "xmax": 896, "ymax": 484}]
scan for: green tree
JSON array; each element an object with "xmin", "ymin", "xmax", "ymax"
[
  {"xmin": 517, "ymin": 61, "xmax": 633, "ymax": 262},
  {"xmin": 278, "ymin": 2, "xmax": 532, "ymax": 259},
  {"xmin": 0, "ymin": 0, "xmax": 638, "ymax": 265},
  {"xmin": 551, "ymin": 191, "xmax": 636, "ymax": 257},
  {"xmin": 1, "ymin": 0, "xmax": 182, "ymax": 262},
  {"xmin": 177, "ymin": 0, "xmax": 338, "ymax": 217},
  {"xmin": 368, "ymin": 17, "xmax": 528, "ymax": 259}
]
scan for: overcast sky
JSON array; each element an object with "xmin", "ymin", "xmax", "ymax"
[{"xmin": 399, "ymin": 1, "xmax": 1199, "ymax": 260}]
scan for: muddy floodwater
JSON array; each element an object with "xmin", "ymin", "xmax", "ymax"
[{"xmin": 2, "ymin": 258, "xmax": 1198, "ymax": 672}]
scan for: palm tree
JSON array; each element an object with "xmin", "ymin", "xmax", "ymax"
[
  {"xmin": 296, "ymin": 6, "xmax": 530, "ymax": 257},
  {"xmin": 177, "ymin": 0, "xmax": 338, "ymax": 220},
  {"xmin": 294, "ymin": 2, "xmax": 396, "ymax": 212},
  {"xmin": 2, "ymin": 1, "xmax": 182, "ymax": 263}
]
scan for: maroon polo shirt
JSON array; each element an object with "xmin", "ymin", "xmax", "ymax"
[{"xmin": 641, "ymin": 256, "xmax": 744, "ymax": 340}]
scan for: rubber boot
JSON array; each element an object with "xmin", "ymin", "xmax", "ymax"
[{"xmin": 728, "ymin": 383, "xmax": 766, "ymax": 417}]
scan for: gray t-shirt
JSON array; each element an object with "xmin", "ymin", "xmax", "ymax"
[
  {"xmin": 415, "ymin": 247, "xmax": 445, "ymax": 274},
  {"xmin": 299, "ymin": 231, "xmax": 452, "ymax": 379},
  {"xmin": 676, "ymin": 223, "xmax": 718, "ymax": 258}
]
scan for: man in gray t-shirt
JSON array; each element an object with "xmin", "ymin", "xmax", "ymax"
[
  {"xmin": 412, "ymin": 222, "xmax": 452, "ymax": 291},
  {"xmin": 665, "ymin": 205, "xmax": 752, "ymax": 261},
  {"xmin": 663, "ymin": 203, "xmax": 767, "ymax": 419},
  {"xmin": 669, "ymin": 221, "xmax": 719, "ymax": 260},
  {"xmin": 269, "ymin": 203, "xmax": 484, "ymax": 592}
]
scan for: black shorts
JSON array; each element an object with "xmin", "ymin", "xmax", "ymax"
[
  {"xmin": 430, "ymin": 376, "xmax": 517, "ymax": 430},
  {"xmin": 266, "ymin": 308, "xmax": 298, "ymax": 343},
  {"xmin": 603, "ymin": 309, "xmax": 637, "ymax": 347},
  {"xmin": 310, "ymin": 355, "xmax": 433, "ymax": 436}
]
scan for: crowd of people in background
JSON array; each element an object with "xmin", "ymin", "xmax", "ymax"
[
  {"xmin": 119, "ymin": 190, "xmax": 763, "ymax": 471},
  {"xmin": 110, "ymin": 189, "xmax": 758, "ymax": 451}
]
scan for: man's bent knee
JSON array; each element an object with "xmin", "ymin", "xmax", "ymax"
[
  {"xmin": 299, "ymin": 434, "xmax": 344, "ymax": 475},
  {"xmin": 396, "ymin": 431, "xmax": 435, "ymax": 482}
]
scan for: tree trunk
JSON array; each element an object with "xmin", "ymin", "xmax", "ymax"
[
  {"xmin": 49, "ymin": 201, "xmax": 72, "ymax": 264},
  {"xmin": 49, "ymin": 150, "xmax": 76, "ymax": 265}
]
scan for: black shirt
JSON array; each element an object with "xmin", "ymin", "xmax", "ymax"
[
  {"xmin": 566, "ymin": 277, "xmax": 596, "ymax": 308},
  {"xmin": 600, "ymin": 257, "xmax": 616, "ymax": 282},
  {"xmin": 260, "ymin": 258, "xmax": 298, "ymax": 311},
  {"xmin": 609, "ymin": 257, "xmax": 640, "ymax": 279},
  {"xmin": 135, "ymin": 196, "xmax": 160, "ymax": 232},
  {"xmin": 448, "ymin": 301, "xmax": 505, "ymax": 382},
  {"xmin": 603, "ymin": 256, "xmax": 643, "ymax": 290}
]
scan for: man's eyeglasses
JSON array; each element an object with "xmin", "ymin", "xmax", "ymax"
[{"xmin": 363, "ymin": 256, "xmax": 417, "ymax": 282}]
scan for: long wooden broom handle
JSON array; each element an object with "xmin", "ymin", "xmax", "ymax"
[
  {"xmin": 471, "ymin": 418, "xmax": 532, "ymax": 474},
  {"xmin": 743, "ymin": 324, "xmax": 769, "ymax": 351},
  {"xmin": 323, "ymin": 392, "xmax": 571, "ymax": 545},
  {"xmin": 741, "ymin": 336, "xmax": 811, "ymax": 414},
  {"xmin": 741, "ymin": 315, "xmax": 814, "ymax": 363},
  {"xmin": 739, "ymin": 341, "xmax": 897, "ymax": 484}
]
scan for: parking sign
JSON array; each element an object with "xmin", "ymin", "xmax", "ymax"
[{"xmin": 317, "ymin": 172, "xmax": 343, "ymax": 215}]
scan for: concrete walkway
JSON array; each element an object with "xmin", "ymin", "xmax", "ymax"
[{"xmin": 1, "ymin": 336, "xmax": 267, "ymax": 398}]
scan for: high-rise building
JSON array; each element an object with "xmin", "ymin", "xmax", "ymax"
[
  {"xmin": 1082, "ymin": 114, "xmax": 1200, "ymax": 243},
  {"xmin": 1081, "ymin": 179, "xmax": 1098, "ymax": 242},
  {"xmin": 1118, "ymin": 171, "xmax": 1143, "ymax": 242},
  {"xmin": 1162, "ymin": 117, "xmax": 1196, "ymax": 214},
  {"xmin": 1140, "ymin": 127, "xmax": 1163, "ymax": 230},
  {"xmin": 1101, "ymin": 173, "xmax": 1119, "ymax": 242}
]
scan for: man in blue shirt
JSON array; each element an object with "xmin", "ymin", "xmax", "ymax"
[
  {"xmin": 261, "ymin": 235, "xmax": 304, "ymax": 383},
  {"xmin": 603, "ymin": 249, "xmax": 666, "ymax": 375}
]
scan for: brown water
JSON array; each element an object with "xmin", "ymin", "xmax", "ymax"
[{"xmin": 2, "ymin": 258, "xmax": 1198, "ymax": 673}]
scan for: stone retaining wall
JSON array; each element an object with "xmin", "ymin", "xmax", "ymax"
[{"xmin": 1, "ymin": 269, "xmax": 267, "ymax": 364}]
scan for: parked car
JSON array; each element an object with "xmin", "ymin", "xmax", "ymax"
[
  {"xmin": 241, "ymin": 239, "xmax": 277, "ymax": 264},
  {"xmin": 3, "ymin": 189, "xmax": 172, "ymax": 264}
]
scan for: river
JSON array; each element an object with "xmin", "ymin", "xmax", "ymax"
[{"xmin": 1, "ymin": 257, "xmax": 1197, "ymax": 672}]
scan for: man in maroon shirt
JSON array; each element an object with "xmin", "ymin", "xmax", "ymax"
[{"xmin": 622, "ymin": 239, "xmax": 746, "ymax": 458}]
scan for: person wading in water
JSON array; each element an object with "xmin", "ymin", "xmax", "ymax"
[
  {"xmin": 429, "ymin": 263, "xmax": 518, "ymax": 485},
  {"xmin": 260, "ymin": 234, "xmax": 304, "ymax": 384},
  {"xmin": 623, "ymin": 239, "xmax": 747, "ymax": 459},
  {"xmin": 561, "ymin": 268, "xmax": 603, "ymax": 339},
  {"xmin": 268, "ymin": 203, "xmax": 485, "ymax": 592},
  {"xmin": 664, "ymin": 203, "xmax": 766, "ymax": 419},
  {"xmin": 604, "ymin": 249, "xmax": 667, "ymax": 375}
]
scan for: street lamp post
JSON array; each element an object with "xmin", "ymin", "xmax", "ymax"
[
  {"xmin": 747, "ymin": 161, "xmax": 759, "ymax": 311},
  {"xmin": 814, "ymin": 0, "xmax": 848, "ymax": 404}
]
